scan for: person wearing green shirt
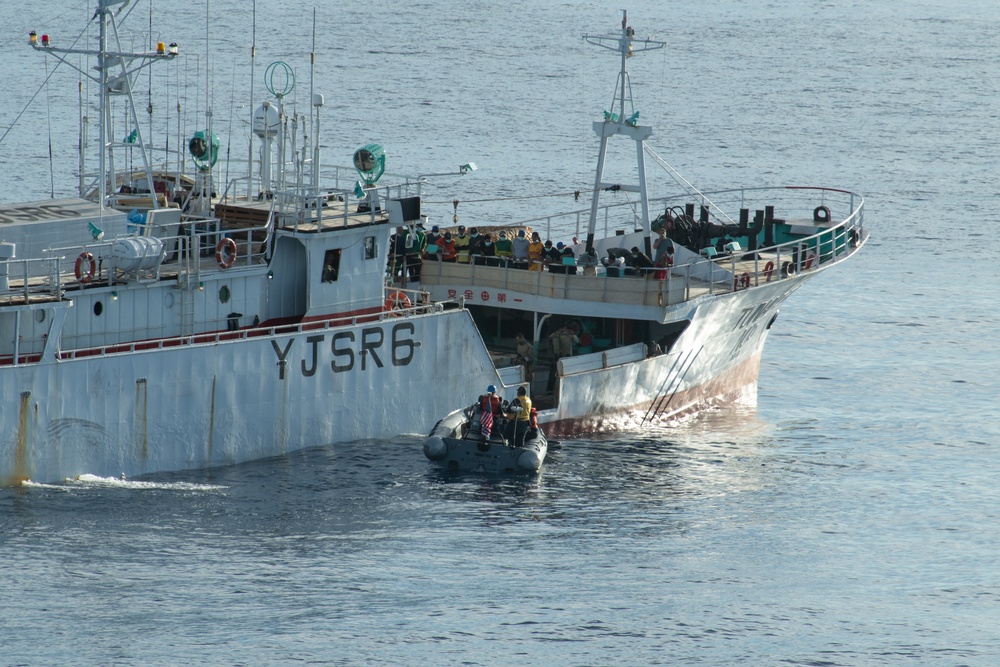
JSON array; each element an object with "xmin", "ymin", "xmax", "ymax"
[{"xmin": 494, "ymin": 230, "xmax": 513, "ymax": 267}]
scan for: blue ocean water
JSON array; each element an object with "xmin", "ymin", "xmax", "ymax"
[{"xmin": 2, "ymin": 1, "xmax": 1000, "ymax": 664}]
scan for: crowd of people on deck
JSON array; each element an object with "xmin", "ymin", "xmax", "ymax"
[{"xmin": 388, "ymin": 222, "xmax": 676, "ymax": 283}]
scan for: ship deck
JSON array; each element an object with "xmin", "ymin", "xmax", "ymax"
[
  {"xmin": 418, "ymin": 247, "xmax": 797, "ymax": 310},
  {"xmin": 216, "ymin": 192, "xmax": 395, "ymax": 235}
]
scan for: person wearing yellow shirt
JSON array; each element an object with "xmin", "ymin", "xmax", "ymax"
[
  {"xmin": 454, "ymin": 225, "xmax": 471, "ymax": 263},
  {"xmin": 504, "ymin": 386, "xmax": 533, "ymax": 446},
  {"xmin": 527, "ymin": 232, "xmax": 545, "ymax": 271}
]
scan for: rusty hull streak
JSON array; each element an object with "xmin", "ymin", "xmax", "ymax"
[
  {"xmin": 544, "ymin": 352, "xmax": 763, "ymax": 438},
  {"xmin": 208, "ymin": 375, "xmax": 216, "ymax": 464},
  {"xmin": 9, "ymin": 391, "xmax": 32, "ymax": 485},
  {"xmin": 135, "ymin": 379, "xmax": 149, "ymax": 462}
]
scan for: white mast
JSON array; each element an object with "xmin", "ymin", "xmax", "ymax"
[
  {"xmin": 30, "ymin": 0, "xmax": 177, "ymax": 209},
  {"xmin": 247, "ymin": 0, "xmax": 257, "ymax": 199},
  {"xmin": 582, "ymin": 11, "xmax": 664, "ymax": 256}
]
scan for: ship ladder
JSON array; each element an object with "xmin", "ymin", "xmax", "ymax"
[
  {"xmin": 180, "ymin": 286, "xmax": 196, "ymax": 336},
  {"xmin": 641, "ymin": 346, "xmax": 703, "ymax": 425}
]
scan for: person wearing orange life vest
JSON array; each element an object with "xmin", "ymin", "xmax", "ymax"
[{"xmin": 478, "ymin": 384, "xmax": 502, "ymax": 440}]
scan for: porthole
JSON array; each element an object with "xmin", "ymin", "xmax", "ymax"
[
  {"xmin": 219, "ymin": 285, "xmax": 231, "ymax": 304},
  {"xmin": 34, "ymin": 309, "xmax": 46, "ymax": 323},
  {"xmin": 94, "ymin": 301, "xmax": 103, "ymax": 316}
]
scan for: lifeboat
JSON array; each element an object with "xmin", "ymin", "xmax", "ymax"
[{"xmin": 423, "ymin": 401, "xmax": 547, "ymax": 473}]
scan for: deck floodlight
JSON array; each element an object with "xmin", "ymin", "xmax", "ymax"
[
  {"xmin": 189, "ymin": 130, "xmax": 220, "ymax": 171},
  {"xmin": 88, "ymin": 221, "xmax": 104, "ymax": 240},
  {"xmin": 353, "ymin": 144, "xmax": 385, "ymax": 185}
]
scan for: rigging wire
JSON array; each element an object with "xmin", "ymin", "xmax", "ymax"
[
  {"xmin": 147, "ymin": 0, "xmax": 155, "ymax": 161},
  {"xmin": 0, "ymin": 24, "xmax": 87, "ymax": 147},
  {"xmin": 422, "ymin": 189, "xmax": 592, "ymax": 206},
  {"xmin": 224, "ymin": 55, "xmax": 238, "ymax": 196},
  {"xmin": 45, "ymin": 55, "xmax": 55, "ymax": 198},
  {"xmin": 643, "ymin": 143, "xmax": 736, "ymax": 224}
]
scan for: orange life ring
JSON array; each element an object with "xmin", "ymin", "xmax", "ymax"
[
  {"xmin": 384, "ymin": 290, "xmax": 411, "ymax": 313},
  {"xmin": 75, "ymin": 251, "xmax": 96, "ymax": 284},
  {"xmin": 763, "ymin": 260, "xmax": 775, "ymax": 282},
  {"xmin": 804, "ymin": 253, "xmax": 816, "ymax": 269},
  {"xmin": 740, "ymin": 272, "xmax": 751, "ymax": 289},
  {"xmin": 215, "ymin": 238, "xmax": 237, "ymax": 269}
]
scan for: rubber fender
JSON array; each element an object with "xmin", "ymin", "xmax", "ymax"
[
  {"xmin": 517, "ymin": 449, "xmax": 543, "ymax": 471},
  {"xmin": 423, "ymin": 436, "xmax": 448, "ymax": 461}
]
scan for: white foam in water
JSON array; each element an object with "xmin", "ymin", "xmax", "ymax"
[
  {"xmin": 20, "ymin": 480, "xmax": 71, "ymax": 490},
  {"xmin": 60, "ymin": 474, "xmax": 228, "ymax": 491}
]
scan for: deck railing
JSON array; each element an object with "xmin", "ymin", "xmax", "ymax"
[
  {"xmin": 511, "ymin": 185, "xmax": 865, "ymax": 246},
  {"xmin": 53, "ymin": 293, "xmax": 452, "ymax": 363},
  {"xmin": 419, "ymin": 186, "xmax": 866, "ymax": 307}
]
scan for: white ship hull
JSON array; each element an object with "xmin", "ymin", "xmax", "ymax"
[
  {"xmin": 1, "ymin": 310, "xmax": 496, "ymax": 484},
  {"xmin": 541, "ymin": 274, "xmax": 805, "ymax": 435}
]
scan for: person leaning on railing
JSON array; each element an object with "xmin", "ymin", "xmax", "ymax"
[
  {"xmin": 440, "ymin": 232, "xmax": 457, "ymax": 262},
  {"xmin": 578, "ymin": 247, "xmax": 599, "ymax": 276},
  {"xmin": 625, "ymin": 246, "xmax": 654, "ymax": 277},
  {"xmin": 480, "ymin": 235, "xmax": 498, "ymax": 266},
  {"xmin": 468, "ymin": 228, "xmax": 485, "ymax": 264},
  {"xmin": 560, "ymin": 242, "xmax": 576, "ymax": 275},
  {"xmin": 527, "ymin": 232, "xmax": 545, "ymax": 271},
  {"xmin": 424, "ymin": 225, "xmax": 442, "ymax": 261},
  {"xmin": 495, "ymin": 230, "xmax": 513, "ymax": 267},
  {"xmin": 512, "ymin": 230, "xmax": 530, "ymax": 269},
  {"xmin": 543, "ymin": 240, "xmax": 561, "ymax": 273},
  {"xmin": 455, "ymin": 225, "xmax": 471, "ymax": 263}
]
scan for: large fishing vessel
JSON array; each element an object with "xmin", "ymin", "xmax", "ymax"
[{"xmin": 0, "ymin": 8, "xmax": 866, "ymax": 484}]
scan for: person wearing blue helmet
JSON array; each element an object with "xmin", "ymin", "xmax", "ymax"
[{"xmin": 478, "ymin": 385, "xmax": 502, "ymax": 440}]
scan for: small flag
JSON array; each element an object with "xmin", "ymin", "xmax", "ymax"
[{"xmin": 480, "ymin": 407, "xmax": 493, "ymax": 439}]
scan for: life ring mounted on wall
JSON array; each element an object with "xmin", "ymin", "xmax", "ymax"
[
  {"xmin": 384, "ymin": 290, "xmax": 411, "ymax": 314},
  {"xmin": 763, "ymin": 260, "xmax": 775, "ymax": 282},
  {"xmin": 75, "ymin": 251, "xmax": 96, "ymax": 284},
  {"xmin": 216, "ymin": 238, "xmax": 238, "ymax": 269}
]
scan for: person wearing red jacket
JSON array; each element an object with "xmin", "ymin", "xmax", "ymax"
[{"xmin": 440, "ymin": 232, "xmax": 457, "ymax": 262}]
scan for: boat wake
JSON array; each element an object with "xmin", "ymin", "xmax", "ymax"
[{"xmin": 22, "ymin": 474, "xmax": 227, "ymax": 492}]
